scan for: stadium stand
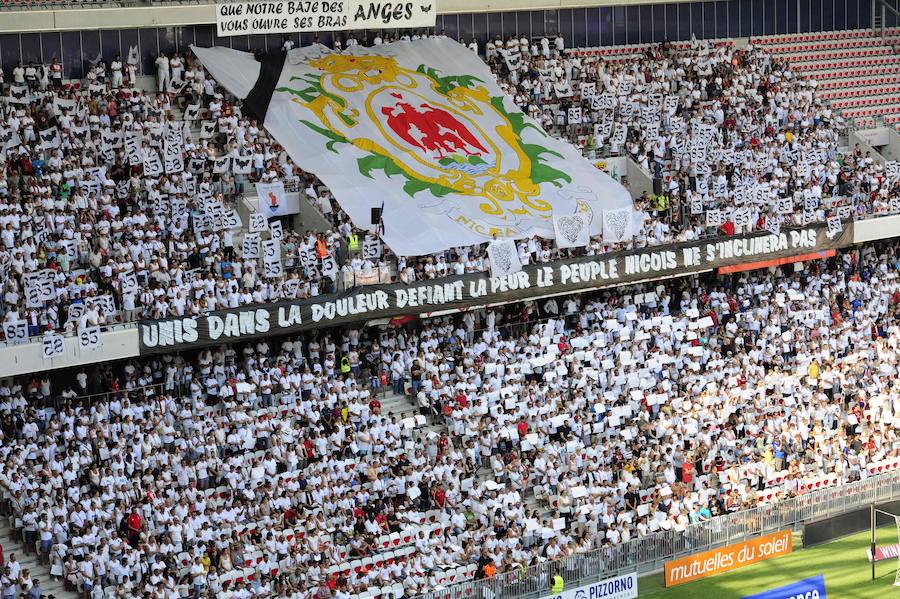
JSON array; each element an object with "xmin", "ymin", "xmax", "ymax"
[
  {"xmin": 3, "ymin": 240, "xmax": 900, "ymax": 599},
  {"xmin": 2, "ymin": 30, "xmax": 897, "ymax": 348},
  {"xmin": 2, "ymin": 3, "xmax": 900, "ymax": 597},
  {"xmin": 752, "ymin": 28, "xmax": 900, "ymax": 129}
]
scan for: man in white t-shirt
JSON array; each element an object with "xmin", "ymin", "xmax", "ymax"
[
  {"xmin": 110, "ymin": 56, "xmax": 123, "ymax": 88},
  {"xmin": 155, "ymin": 52, "xmax": 170, "ymax": 92},
  {"xmin": 190, "ymin": 558, "xmax": 205, "ymax": 598}
]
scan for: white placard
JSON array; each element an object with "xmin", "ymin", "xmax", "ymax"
[
  {"xmin": 602, "ymin": 207, "xmax": 633, "ymax": 243},
  {"xmin": 120, "ymin": 271, "xmax": 139, "ymax": 296},
  {"xmin": 78, "ymin": 326, "xmax": 102, "ymax": 352},
  {"xmin": 362, "ymin": 237, "xmax": 382, "ymax": 259},
  {"xmin": 232, "ymin": 155, "xmax": 252, "ymax": 175},
  {"xmin": 269, "ymin": 220, "xmax": 284, "ymax": 241},
  {"xmin": 262, "ymin": 238, "xmax": 283, "ymax": 278},
  {"xmin": 553, "ymin": 213, "xmax": 590, "ymax": 249},
  {"xmin": 42, "ymin": 334, "xmax": 65, "ymax": 359},
  {"xmin": 125, "ymin": 131, "xmax": 142, "ymax": 165},
  {"xmin": 827, "ymin": 216, "xmax": 842, "ymax": 239},
  {"xmin": 243, "ymin": 233, "xmax": 261, "ymax": 258},
  {"xmin": 143, "ymin": 150, "xmax": 164, "ymax": 177},
  {"xmin": 3, "ymin": 320, "xmax": 29, "ymax": 345},
  {"xmin": 487, "ymin": 238, "xmax": 523, "ymax": 277},
  {"xmin": 39, "ymin": 127, "xmax": 61, "ymax": 150},
  {"xmin": 249, "ymin": 213, "xmax": 269, "ymax": 233},
  {"xmin": 321, "ymin": 253, "xmax": 338, "ymax": 279},
  {"xmin": 567, "ymin": 106, "xmax": 582, "ymax": 123},
  {"xmin": 223, "ymin": 209, "xmax": 242, "ymax": 229}
]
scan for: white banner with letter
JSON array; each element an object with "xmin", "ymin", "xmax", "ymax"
[
  {"xmin": 216, "ymin": 0, "xmax": 437, "ymax": 37},
  {"xmin": 547, "ymin": 573, "xmax": 637, "ymax": 599},
  {"xmin": 256, "ymin": 181, "xmax": 300, "ymax": 217},
  {"xmin": 42, "ymin": 333, "xmax": 66, "ymax": 359}
]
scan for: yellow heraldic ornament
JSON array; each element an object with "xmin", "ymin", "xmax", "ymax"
[{"xmin": 275, "ymin": 52, "xmax": 571, "ymax": 222}]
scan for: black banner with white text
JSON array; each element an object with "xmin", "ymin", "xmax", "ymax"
[{"xmin": 138, "ymin": 223, "xmax": 853, "ymax": 354}]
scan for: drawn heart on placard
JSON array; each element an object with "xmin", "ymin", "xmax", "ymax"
[
  {"xmin": 604, "ymin": 210, "xmax": 628, "ymax": 241},
  {"xmin": 491, "ymin": 243, "xmax": 513, "ymax": 274},
  {"xmin": 557, "ymin": 215, "xmax": 584, "ymax": 245}
]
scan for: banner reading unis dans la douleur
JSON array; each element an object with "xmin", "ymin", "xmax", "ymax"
[
  {"xmin": 217, "ymin": 1, "xmax": 437, "ymax": 37},
  {"xmin": 138, "ymin": 222, "xmax": 853, "ymax": 354},
  {"xmin": 192, "ymin": 38, "xmax": 634, "ymax": 256}
]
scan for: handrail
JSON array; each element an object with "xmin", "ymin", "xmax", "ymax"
[
  {"xmin": 873, "ymin": 0, "xmax": 900, "ymax": 41},
  {"xmin": 36, "ymin": 381, "xmax": 166, "ymax": 410}
]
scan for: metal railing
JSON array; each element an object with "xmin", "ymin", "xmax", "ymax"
[
  {"xmin": 416, "ymin": 468, "xmax": 900, "ymax": 599},
  {"xmin": 36, "ymin": 381, "xmax": 165, "ymax": 411},
  {"xmin": 0, "ymin": 319, "xmax": 138, "ymax": 350}
]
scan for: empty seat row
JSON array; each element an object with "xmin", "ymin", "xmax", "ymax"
[
  {"xmin": 841, "ymin": 104, "xmax": 900, "ymax": 119},
  {"xmin": 812, "ymin": 64, "xmax": 900, "ymax": 80},
  {"xmin": 780, "ymin": 46, "xmax": 893, "ymax": 64},
  {"xmin": 832, "ymin": 90, "xmax": 900, "ymax": 110},
  {"xmin": 752, "ymin": 29, "xmax": 878, "ymax": 46},
  {"xmin": 817, "ymin": 73, "xmax": 900, "ymax": 93},
  {"xmin": 793, "ymin": 55, "xmax": 900, "ymax": 72},
  {"xmin": 764, "ymin": 36, "xmax": 887, "ymax": 55}
]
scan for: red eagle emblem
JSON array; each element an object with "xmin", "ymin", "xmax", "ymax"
[{"xmin": 380, "ymin": 92, "xmax": 487, "ymax": 159}]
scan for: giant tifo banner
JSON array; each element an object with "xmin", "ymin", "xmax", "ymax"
[
  {"xmin": 137, "ymin": 223, "xmax": 852, "ymax": 354},
  {"xmin": 216, "ymin": 1, "xmax": 437, "ymax": 37},
  {"xmin": 192, "ymin": 39, "xmax": 634, "ymax": 255},
  {"xmin": 664, "ymin": 529, "xmax": 793, "ymax": 587},
  {"xmin": 742, "ymin": 575, "xmax": 826, "ymax": 599}
]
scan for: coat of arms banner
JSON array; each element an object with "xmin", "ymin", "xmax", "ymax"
[{"xmin": 193, "ymin": 39, "xmax": 634, "ymax": 255}]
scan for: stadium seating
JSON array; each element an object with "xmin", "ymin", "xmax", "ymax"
[{"xmin": 752, "ymin": 28, "xmax": 900, "ymax": 130}]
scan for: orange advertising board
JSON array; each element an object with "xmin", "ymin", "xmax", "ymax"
[{"xmin": 664, "ymin": 529, "xmax": 793, "ymax": 587}]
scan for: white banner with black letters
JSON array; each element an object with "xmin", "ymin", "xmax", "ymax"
[
  {"xmin": 216, "ymin": 0, "xmax": 437, "ymax": 37},
  {"xmin": 78, "ymin": 326, "xmax": 103, "ymax": 352},
  {"xmin": 42, "ymin": 333, "xmax": 66, "ymax": 359}
]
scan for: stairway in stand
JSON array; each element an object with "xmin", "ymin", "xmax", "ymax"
[{"xmin": 0, "ymin": 519, "xmax": 77, "ymax": 598}]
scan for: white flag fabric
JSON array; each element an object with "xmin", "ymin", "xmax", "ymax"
[
  {"xmin": 39, "ymin": 127, "xmax": 61, "ymax": 150},
  {"xmin": 553, "ymin": 213, "xmax": 590, "ymax": 249},
  {"xmin": 256, "ymin": 181, "xmax": 300, "ymax": 217},
  {"xmin": 487, "ymin": 238, "xmax": 522, "ymax": 278},
  {"xmin": 192, "ymin": 39, "xmax": 633, "ymax": 256},
  {"xmin": 602, "ymin": 207, "xmax": 634, "ymax": 244}
]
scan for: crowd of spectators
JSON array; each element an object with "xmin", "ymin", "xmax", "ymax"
[
  {"xmin": 2, "ymin": 31, "xmax": 900, "ymax": 343},
  {"xmin": 1, "ymin": 241, "xmax": 900, "ymax": 598},
  {"xmin": 1, "ymin": 24, "xmax": 900, "ymax": 599}
]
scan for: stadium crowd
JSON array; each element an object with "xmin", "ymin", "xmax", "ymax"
[
  {"xmin": 1, "ymin": 32, "xmax": 900, "ymax": 342},
  {"xmin": 1, "ymin": 240, "xmax": 899, "ymax": 598}
]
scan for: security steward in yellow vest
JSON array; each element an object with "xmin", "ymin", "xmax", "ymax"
[
  {"xmin": 347, "ymin": 232, "xmax": 360, "ymax": 254},
  {"xmin": 551, "ymin": 573, "xmax": 564, "ymax": 594}
]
